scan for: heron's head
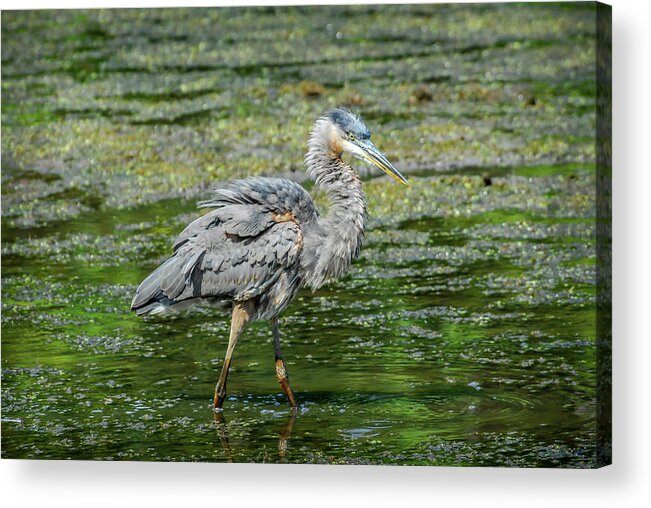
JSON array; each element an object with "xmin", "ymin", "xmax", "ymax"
[{"xmin": 317, "ymin": 108, "xmax": 409, "ymax": 186}]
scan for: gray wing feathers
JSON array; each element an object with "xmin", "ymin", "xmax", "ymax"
[
  {"xmin": 174, "ymin": 204, "xmax": 273, "ymax": 251},
  {"xmin": 199, "ymin": 176, "xmax": 319, "ymax": 224},
  {"xmin": 221, "ymin": 205, "xmax": 275, "ymax": 237},
  {"xmin": 160, "ymin": 221, "xmax": 302, "ymax": 304},
  {"xmin": 131, "ymin": 260, "xmax": 170, "ymax": 311},
  {"xmin": 131, "ymin": 180, "xmax": 307, "ymax": 315},
  {"xmin": 173, "ymin": 211, "xmax": 219, "ymax": 252}
]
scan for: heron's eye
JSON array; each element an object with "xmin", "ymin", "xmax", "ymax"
[{"xmin": 348, "ymin": 132, "xmax": 356, "ymax": 141}]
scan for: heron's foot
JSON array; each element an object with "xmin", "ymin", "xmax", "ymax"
[{"xmin": 275, "ymin": 358, "xmax": 297, "ymax": 408}]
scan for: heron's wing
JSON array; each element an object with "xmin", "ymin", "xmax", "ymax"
[
  {"xmin": 199, "ymin": 176, "xmax": 319, "ymax": 224},
  {"xmin": 131, "ymin": 205, "xmax": 303, "ymax": 312},
  {"xmin": 173, "ymin": 175, "xmax": 319, "ymax": 252},
  {"xmin": 175, "ymin": 215, "xmax": 302, "ymax": 303},
  {"xmin": 172, "ymin": 204, "xmax": 275, "ymax": 252}
]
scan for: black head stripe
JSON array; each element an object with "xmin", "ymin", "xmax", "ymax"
[{"xmin": 326, "ymin": 108, "xmax": 371, "ymax": 139}]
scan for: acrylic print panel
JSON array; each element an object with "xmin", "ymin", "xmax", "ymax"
[{"xmin": 1, "ymin": 2, "xmax": 611, "ymax": 467}]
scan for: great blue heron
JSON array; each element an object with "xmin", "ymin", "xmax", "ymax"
[{"xmin": 131, "ymin": 108, "xmax": 409, "ymax": 411}]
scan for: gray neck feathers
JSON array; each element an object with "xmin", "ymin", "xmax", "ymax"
[{"xmin": 302, "ymin": 118, "xmax": 368, "ymax": 289}]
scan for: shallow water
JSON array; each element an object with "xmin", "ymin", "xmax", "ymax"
[
  {"xmin": 1, "ymin": 172, "xmax": 597, "ymax": 466},
  {"xmin": 2, "ymin": 4, "xmax": 598, "ymax": 466}
]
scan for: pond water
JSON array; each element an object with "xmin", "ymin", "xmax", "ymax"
[{"xmin": 2, "ymin": 4, "xmax": 598, "ymax": 466}]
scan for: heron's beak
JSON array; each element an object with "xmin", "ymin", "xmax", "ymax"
[{"xmin": 347, "ymin": 139, "xmax": 410, "ymax": 186}]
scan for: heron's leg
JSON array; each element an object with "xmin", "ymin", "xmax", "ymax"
[
  {"xmin": 272, "ymin": 317, "xmax": 297, "ymax": 408},
  {"xmin": 214, "ymin": 303, "xmax": 251, "ymax": 410}
]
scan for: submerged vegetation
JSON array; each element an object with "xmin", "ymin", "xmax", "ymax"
[{"xmin": 2, "ymin": 3, "xmax": 598, "ymax": 466}]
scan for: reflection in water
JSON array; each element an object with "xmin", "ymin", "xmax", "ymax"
[
  {"xmin": 214, "ymin": 409, "xmax": 297, "ymax": 463},
  {"xmin": 278, "ymin": 408, "xmax": 297, "ymax": 461},
  {"xmin": 213, "ymin": 412, "xmax": 234, "ymax": 463}
]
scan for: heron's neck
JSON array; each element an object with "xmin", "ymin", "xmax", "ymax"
[{"xmin": 303, "ymin": 122, "xmax": 368, "ymax": 289}]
